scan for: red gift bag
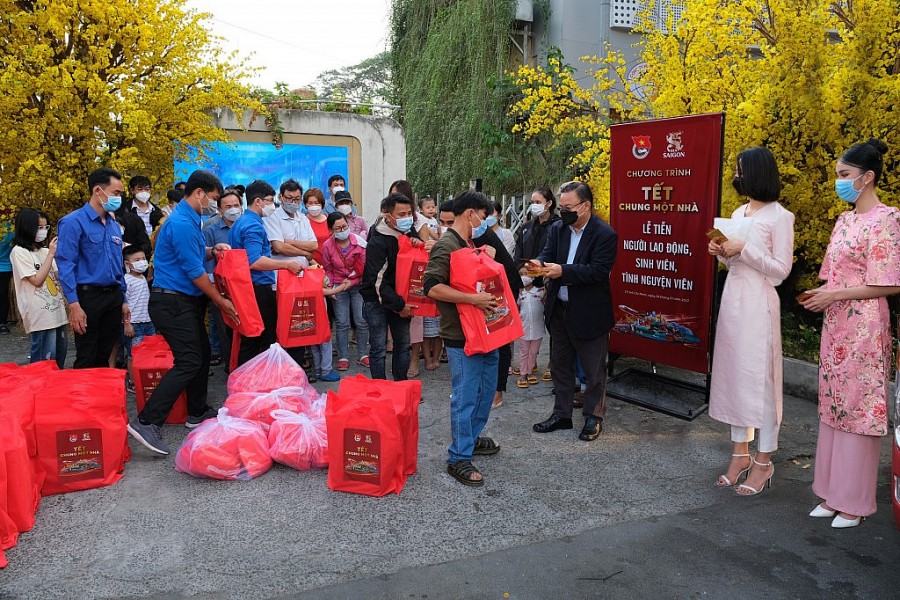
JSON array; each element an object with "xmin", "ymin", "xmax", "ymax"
[
  {"xmin": 326, "ymin": 390, "xmax": 406, "ymax": 497},
  {"xmin": 450, "ymin": 248, "xmax": 524, "ymax": 355},
  {"xmin": 396, "ymin": 236, "xmax": 439, "ymax": 317},
  {"xmin": 268, "ymin": 410, "xmax": 328, "ymax": 471},
  {"xmin": 276, "ymin": 268, "xmax": 330, "ymax": 347},
  {"xmin": 175, "ymin": 409, "xmax": 272, "ymax": 481},
  {"xmin": 0, "ymin": 455, "xmax": 19, "ymax": 553},
  {"xmin": 35, "ymin": 369, "xmax": 129, "ymax": 496},
  {"xmin": 337, "ymin": 375, "xmax": 420, "ymax": 476},
  {"xmin": 0, "ymin": 413, "xmax": 38, "ymax": 535},
  {"xmin": 131, "ymin": 336, "xmax": 188, "ymax": 425},
  {"xmin": 214, "ymin": 249, "xmax": 264, "ymax": 337}
]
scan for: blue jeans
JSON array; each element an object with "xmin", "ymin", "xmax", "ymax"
[
  {"xmin": 334, "ymin": 286, "xmax": 369, "ymax": 361},
  {"xmin": 363, "ymin": 300, "xmax": 410, "ymax": 380},
  {"xmin": 208, "ymin": 306, "xmax": 221, "ymax": 355},
  {"xmin": 311, "ymin": 341, "xmax": 334, "ymax": 374},
  {"xmin": 30, "ymin": 324, "xmax": 68, "ymax": 369},
  {"xmin": 122, "ymin": 321, "xmax": 156, "ymax": 362},
  {"xmin": 446, "ymin": 346, "xmax": 499, "ymax": 463}
]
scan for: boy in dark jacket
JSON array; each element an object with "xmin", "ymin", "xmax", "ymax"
[{"xmin": 359, "ymin": 193, "xmax": 417, "ymax": 380}]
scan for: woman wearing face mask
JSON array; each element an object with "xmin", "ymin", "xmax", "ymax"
[
  {"xmin": 321, "ymin": 213, "xmax": 369, "ymax": 371},
  {"xmin": 486, "ymin": 200, "xmax": 515, "ymax": 256},
  {"xmin": 10, "ymin": 208, "xmax": 68, "ymax": 368},
  {"xmin": 303, "ymin": 188, "xmax": 330, "ymax": 265},
  {"xmin": 800, "ymin": 138, "xmax": 900, "ymax": 528},
  {"xmin": 334, "ymin": 191, "xmax": 368, "ymax": 240},
  {"xmin": 707, "ymin": 147, "xmax": 794, "ymax": 496}
]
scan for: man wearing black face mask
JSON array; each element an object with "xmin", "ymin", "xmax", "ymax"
[{"xmin": 528, "ymin": 181, "xmax": 617, "ymax": 442}]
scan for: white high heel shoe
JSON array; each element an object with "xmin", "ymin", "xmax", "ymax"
[
  {"xmin": 734, "ymin": 457, "xmax": 774, "ymax": 496},
  {"xmin": 716, "ymin": 453, "xmax": 751, "ymax": 487},
  {"xmin": 809, "ymin": 504, "xmax": 836, "ymax": 518},
  {"xmin": 831, "ymin": 514, "xmax": 863, "ymax": 529}
]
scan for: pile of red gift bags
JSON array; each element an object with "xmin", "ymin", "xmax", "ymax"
[{"xmin": 0, "ymin": 362, "xmax": 129, "ymax": 568}]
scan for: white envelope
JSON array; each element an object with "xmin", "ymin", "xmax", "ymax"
[{"xmin": 713, "ymin": 217, "xmax": 753, "ymax": 241}]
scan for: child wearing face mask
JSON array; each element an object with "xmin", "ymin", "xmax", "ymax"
[
  {"xmin": 122, "ymin": 245, "xmax": 155, "ymax": 390},
  {"xmin": 11, "ymin": 208, "xmax": 68, "ymax": 367}
]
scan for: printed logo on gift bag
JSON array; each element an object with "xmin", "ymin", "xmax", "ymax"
[
  {"xmin": 408, "ymin": 260, "xmax": 428, "ymax": 299},
  {"xmin": 477, "ymin": 276, "xmax": 513, "ymax": 333},
  {"xmin": 56, "ymin": 428, "xmax": 104, "ymax": 482},
  {"xmin": 343, "ymin": 428, "xmax": 381, "ymax": 485},
  {"xmin": 289, "ymin": 296, "xmax": 318, "ymax": 339},
  {"xmin": 139, "ymin": 368, "xmax": 167, "ymax": 400}
]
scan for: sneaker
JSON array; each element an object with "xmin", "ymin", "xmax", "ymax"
[
  {"xmin": 125, "ymin": 380, "xmax": 136, "ymax": 394},
  {"xmin": 336, "ymin": 358, "xmax": 350, "ymax": 371},
  {"xmin": 185, "ymin": 407, "xmax": 217, "ymax": 429},
  {"xmin": 127, "ymin": 420, "xmax": 170, "ymax": 455},
  {"xmin": 319, "ymin": 370, "xmax": 341, "ymax": 382},
  {"xmin": 358, "ymin": 355, "xmax": 370, "ymax": 367},
  {"xmin": 0, "ymin": 324, "xmax": 10, "ymax": 335}
]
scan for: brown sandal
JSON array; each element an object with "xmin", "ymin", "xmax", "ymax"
[{"xmin": 447, "ymin": 460, "xmax": 483, "ymax": 486}]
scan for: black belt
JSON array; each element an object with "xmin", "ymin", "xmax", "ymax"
[
  {"xmin": 77, "ymin": 284, "xmax": 118, "ymax": 292},
  {"xmin": 151, "ymin": 287, "xmax": 192, "ymax": 298}
]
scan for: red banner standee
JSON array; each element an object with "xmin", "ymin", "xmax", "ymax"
[{"xmin": 608, "ymin": 113, "xmax": 724, "ymax": 374}]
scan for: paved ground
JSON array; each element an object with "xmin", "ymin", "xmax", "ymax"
[{"xmin": 0, "ymin": 326, "xmax": 897, "ymax": 599}]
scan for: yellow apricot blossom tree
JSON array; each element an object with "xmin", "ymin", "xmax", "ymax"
[
  {"xmin": 0, "ymin": 0, "xmax": 261, "ymax": 220},
  {"xmin": 510, "ymin": 0, "xmax": 900, "ymax": 276}
]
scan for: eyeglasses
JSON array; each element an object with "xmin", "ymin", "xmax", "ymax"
[
  {"xmin": 37, "ymin": 225, "xmax": 50, "ymax": 231},
  {"xmin": 282, "ymin": 194, "xmax": 302, "ymax": 203},
  {"xmin": 333, "ymin": 226, "xmax": 349, "ymax": 233},
  {"xmin": 559, "ymin": 201, "xmax": 585, "ymax": 211}
]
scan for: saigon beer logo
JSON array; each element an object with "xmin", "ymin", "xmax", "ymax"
[
  {"xmin": 663, "ymin": 131, "xmax": 686, "ymax": 158},
  {"xmin": 631, "ymin": 136, "xmax": 651, "ymax": 160}
]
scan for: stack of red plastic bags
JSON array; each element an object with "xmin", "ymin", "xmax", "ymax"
[
  {"xmin": 174, "ymin": 343, "xmax": 329, "ymax": 480},
  {"xmin": 325, "ymin": 374, "xmax": 421, "ymax": 497},
  {"xmin": 0, "ymin": 362, "xmax": 129, "ymax": 568}
]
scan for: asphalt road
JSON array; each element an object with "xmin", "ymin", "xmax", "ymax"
[{"xmin": 0, "ymin": 327, "xmax": 897, "ymax": 599}]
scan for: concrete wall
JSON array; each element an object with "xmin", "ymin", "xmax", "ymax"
[{"xmin": 215, "ymin": 109, "xmax": 406, "ymax": 224}]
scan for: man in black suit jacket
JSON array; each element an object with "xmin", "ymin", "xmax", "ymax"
[{"xmin": 530, "ymin": 181, "xmax": 617, "ymax": 441}]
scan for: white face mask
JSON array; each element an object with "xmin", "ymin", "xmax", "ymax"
[
  {"xmin": 307, "ymin": 205, "xmax": 323, "ymax": 217},
  {"xmin": 337, "ymin": 204, "xmax": 353, "ymax": 216},
  {"xmin": 130, "ymin": 259, "xmax": 149, "ymax": 273},
  {"xmin": 135, "ymin": 191, "xmax": 151, "ymax": 203},
  {"xmin": 35, "ymin": 229, "xmax": 48, "ymax": 243},
  {"xmin": 530, "ymin": 203, "xmax": 546, "ymax": 217},
  {"xmin": 262, "ymin": 203, "xmax": 277, "ymax": 218},
  {"xmin": 332, "ymin": 186, "xmax": 345, "ymax": 194},
  {"xmin": 223, "ymin": 207, "xmax": 242, "ymax": 222}
]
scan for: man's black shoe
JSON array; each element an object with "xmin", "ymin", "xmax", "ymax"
[
  {"xmin": 533, "ymin": 415, "xmax": 573, "ymax": 433},
  {"xmin": 579, "ymin": 417, "xmax": 603, "ymax": 441}
]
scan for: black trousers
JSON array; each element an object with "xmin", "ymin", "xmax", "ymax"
[
  {"xmin": 548, "ymin": 302, "xmax": 609, "ymax": 420},
  {"xmin": 0, "ymin": 270, "xmax": 12, "ymax": 323},
  {"xmin": 238, "ymin": 284, "xmax": 277, "ymax": 366},
  {"xmin": 141, "ymin": 292, "xmax": 211, "ymax": 425},
  {"xmin": 73, "ymin": 286, "xmax": 123, "ymax": 369},
  {"xmin": 496, "ymin": 342, "xmax": 512, "ymax": 392}
]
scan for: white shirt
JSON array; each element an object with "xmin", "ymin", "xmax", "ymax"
[
  {"xmin": 125, "ymin": 273, "xmax": 151, "ymax": 323},
  {"xmin": 10, "ymin": 247, "xmax": 68, "ymax": 333},
  {"xmin": 557, "ymin": 225, "xmax": 586, "ymax": 302},
  {"xmin": 518, "ymin": 286, "xmax": 546, "ymax": 340},
  {"xmin": 132, "ymin": 201, "xmax": 153, "ymax": 235},
  {"xmin": 264, "ymin": 206, "xmax": 316, "ymax": 266},
  {"xmin": 496, "ymin": 227, "xmax": 515, "ymax": 257}
]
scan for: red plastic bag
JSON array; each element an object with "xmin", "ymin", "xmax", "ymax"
[
  {"xmin": 175, "ymin": 408, "xmax": 272, "ymax": 481},
  {"xmin": 268, "ymin": 410, "xmax": 328, "ymax": 471},
  {"xmin": 214, "ymin": 249, "xmax": 264, "ymax": 337},
  {"xmin": 271, "ymin": 386, "xmax": 321, "ymax": 413},
  {"xmin": 276, "ymin": 268, "xmax": 331, "ymax": 347},
  {"xmin": 396, "ymin": 236, "xmax": 439, "ymax": 317},
  {"xmin": 227, "ymin": 343, "xmax": 309, "ymax": 394},
  {"xmin": 337, "ymin": 375, "xmax": 421, "ymax": 476},
  {"xmin": 0, "ymin": 413, "xmax": 38, "ymax": 535},
  {"xmin": 223, "ymin": 388, "xmax": 313, "ymax": 430},
  {"xmin": 131, "ymin": 335, "xmax": 187, "ymax": 425},
  {"xmin": 326, "ymin": 390, "xmax": 406, "ymax": 496},
  {"xmin": 35, "ymin": 369, "xmax": 129, "ymax": 496},
  {"xmin": 450, "ymin": 248, "xmax": 524, "ymax": 355}
]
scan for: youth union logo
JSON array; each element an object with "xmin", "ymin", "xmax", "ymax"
[
  {"xmin": 631, "ymin": 136, "xmax": 651, "ymax": 160},
  {"xmin": 663, "ymin": 131, "xmax": 686, "ymax": 158}
]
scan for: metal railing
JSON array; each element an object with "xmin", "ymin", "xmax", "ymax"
[{"xmin": 434, "ymin": 192, "xmax": 530, "ymax": 236}]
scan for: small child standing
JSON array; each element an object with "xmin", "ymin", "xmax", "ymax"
[
  {"xmin": 516, "ymin": 275, "xmax": 545, "ymax": 388},
  {"xmin": 10, "ymin": 209, "xmax": 68, "ymax": 368},
  {"xmin": 123, "ymin": 246, "xmax": 155, "ymax": 391}
]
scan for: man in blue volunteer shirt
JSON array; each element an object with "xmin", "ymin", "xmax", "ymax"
[
  {"xmin": 229, "ymin": 179, "xmax": 302, "ymax": 366},
  {"xmin": 126, "ymin": 170, "xmax": 239, "ymax": 456},
  {"xmin": 57, "ymin": 167, "xmax": 131, "ymax": 368}
]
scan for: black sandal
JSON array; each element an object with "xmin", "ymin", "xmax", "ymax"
[
  {"xmin": 447, "ymin": 460, "xmax": 484, "ymax": 487},
  {"xmin": 473, "ymin": 436, "xmax": 500, "ymax": 456},
  {"xmin": 209, "ymin": 355, "xmax": 223, "ymax": 367}
]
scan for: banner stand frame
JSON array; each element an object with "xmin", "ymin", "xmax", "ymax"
[{"xmin": 606, "ymin": 354, "xmax": 710, "ymax": 421}]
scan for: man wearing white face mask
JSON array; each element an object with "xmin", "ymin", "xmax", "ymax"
[
  {"xmin": 334, "ymin": 190, "xmax": 368, "ymax": 240},
  {"xmin": 326, "ymin": 174, "xmax": 347, "ymax": 215},
  {"xmin": 230, "ymin": 180, "xmax": 302, "ymax": 366},
  {"xmin": 128, "ymin": 175, "xmax": 162, "ymax": 236},
  {"xmin": 265, "ymin": 179, "xmax": 318, "ymax": 265},
  {"xmin": 203, "ymin": 187, "xmax": 244, "ymax": 367}
]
